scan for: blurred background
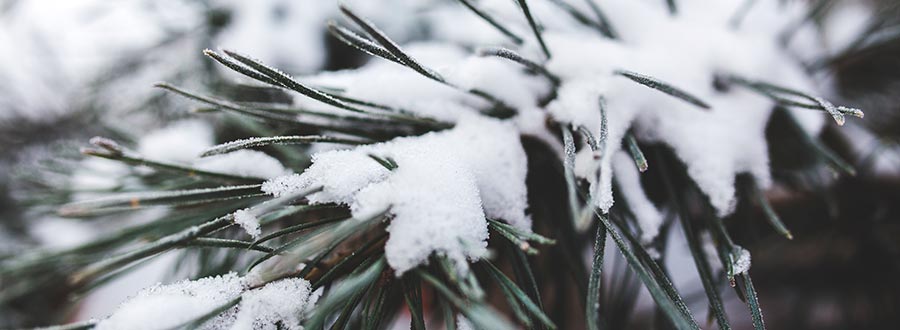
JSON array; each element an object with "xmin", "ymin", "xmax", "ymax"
[{"xmin": 0, "ymin": 0, "xmax": 898, "ymax": 329}]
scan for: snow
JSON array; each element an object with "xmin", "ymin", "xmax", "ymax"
[
  {"xmin": 117, "ymin": 0, "xmax": 843, "ymax": 222},
  {"xmin": 96, "ymin": 272, "xmax": 244, "ymax": 330},
  {"xmin": 700, "ymin": 234, "xmax": 752, "ymax": 276},
  {"xmin": 298, "ymin": 40, "xmax": 550, "ymax": 123},
  {"xmin": 231, "ymin": 278, "xmax": 315, "ymax": 330},
  {"xmin": 253, "ymin": 0, "xmax": 851, "ymax": 274},
  {"xmin": 78, "ymin": 253, "xmax": 180, "ymax": 321},
  {"xmin": 732, "ymin": 245, "xmax": 752, "ymax": 275},
  {"xmin": 262, "ymin": 115, "xmax": 529, "ymax": 274},
  {"xmin": 138, "ymin": 120, "xmax": 214, "ymax": 164},
  {"xmin": 299, "ymin": 43, "xmax": 485, "ymax": 123},
  {"xmin": 96, "ymin": 273, "xmax": 315, "ymax": 330},
  {"xmin": 612, "ymin": 152, "xmax": 663, "ymax": 243},
  {"xmin": 536, "ymin": 0, "xmax": 829, "ymax": 216},
  {"xmin": 233, "ymin": 209, "xmax": 262, "ymax": 239},
  {"xmin": 195, "ymin": 150, "xmax": 289, "ymax": 179},
  {"xmin": 444, "ymin": 55, "xmax": 552, "ymax": 110}
]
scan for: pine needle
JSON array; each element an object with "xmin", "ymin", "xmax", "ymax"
[
  {"xmin": 586, "ymin": 224, "xmax": 607, "ymax": 330},
  {"xmin": 216, "ymin": 49, "xmax": 370, "ymax": 113},
  {"xmin": 339, "ymin": 5, "xmax": 445, "ymax": 82},
  {"xmin": 587, "ymin": 208, "xmax": 700, "ymax": 329},
  {"xmin": 368, "ymin": 154, "xmax": 399, "ymax": 170},
  {"xmin": 615, "ymin": 70, "xmax": 711, "ymax": 110},
  {"xmin": 561, "ymin": 126, "xmax": 583, "ymax": 229},
  {"xmin": 515, "ymin": 0, "xmax": 552, "ymax": 59},
  {"xmin": 201, "ymin": 135, "xmax": 369, "ymax": 157},
  {"xmin": 334, "ymin": 5, "xmax": 517, "ymax": 117},
  {"xmin": 597, "ymin": 97, "xmax": 610, "ymax": 157},
  {"xmin": 780, "ymin": 108, "xmax": 857, "ymax": 176},
  {"xmin": 657, "ymin": 151, "xmax": 732, "ymax": 330},
  {"xmin": 68, "ymin": 186, "xmax": 323, "ymax": 287},
  {"xmin": 327, "ymin": 21, "xmax": 404, "ymax": 65},
  {"xmin": 455, "ymin": 0, "xmax": 525, "ymax": 45},
  {"xmin": 58, "ymin": 184, "xmax": 265, "ymax": 217},
  {"xmin": 305, "ymin": 257, "xmax": 386, "ymax": 330},
  {"xmin": 402, "ymin": 275, "xmax": 427, "ymax": 330},
  {"xmin": 738, "ymin": 273, "xmax": 767, "ymax": 330},
  {"xmin": 185, "ymin": 238, "xmax": 275, "ymax": 253},
  {"xmin": 723, "ymin": 75, "xmax": 861, "ymax": 125},
  {"xmin": 547, "ymin": 0, "xmax": 617, "ymax": 39},
  {"xmin": 477, "ymin": 47, "xmax": 561, "ymax": 85},
  {"xmin": 483, "ymin": 261, "xmax": 557, "ymax": 329},
  {"xmin": 418, "ymin": 270, "xmax": 516, "ymax": 329},
  {"xmin": 745, "ymin": 179, "xmax": 793, "ymax": 240},
  {"xmin": 581, "ymin": 0, "xmax": 619, "ymax": 39},
  {"xmin": 666, "ymin": 0, "xmax": 678, "ymax": 15},
  {"xmin": 625, "ymin": 134, "xmax": 649, "ymax": 172},
  {"xmin": 82, "ymin": 135, "xmax": 265, "ymax": 184}
]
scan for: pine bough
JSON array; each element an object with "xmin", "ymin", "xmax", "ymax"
[{"xmin": 1, "ymin": 1, "xmax": 871, "ymax": 329}]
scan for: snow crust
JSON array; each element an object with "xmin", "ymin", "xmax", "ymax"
[
  {"xmin": 96, "ymin": 273, "xmax": 315, "ymax": 330},
  {"xmin": 262, "ymin": 115, "xmax": 528, "ymax": 274}
]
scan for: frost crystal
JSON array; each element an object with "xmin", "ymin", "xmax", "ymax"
[
  {"xmin": 262, "ymin": 115, "xmax": 529, "ymax": 274},
  {"xmin": 233, "ymin": 209, "xmax": 262, "ymax": 240}
]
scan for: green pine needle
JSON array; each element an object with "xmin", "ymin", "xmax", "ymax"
[
  {"xmin": 625, "ymin": 134, "xmax": 649, "ymax": 172},
  {"xmin": 586, "ymin": 224, "xmax": 607, "ymax": 330}
]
